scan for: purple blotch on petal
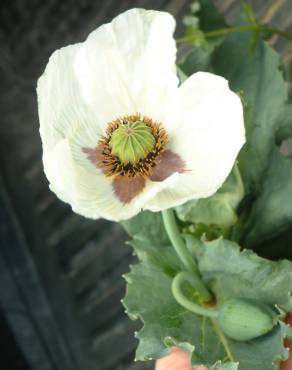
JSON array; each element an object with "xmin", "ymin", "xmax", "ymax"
[
  {"xmin": 82, "ymin": 147, "xmax": 98, "ymax": 164},
  {"xmin": 113, "ymin": 175, "xmax": 146, "ymax": 204},
  {"xmin": 150, "ymin": 150, "xmax": 186, "ymax": 182},
  {"xmin": 82, "ymin": 145, "xmax": 104, "ymax": 170}
]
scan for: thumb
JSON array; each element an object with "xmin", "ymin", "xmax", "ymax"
[{"xmin": 155, "ymin": 347, "xmax": 205, "ymax": 370}]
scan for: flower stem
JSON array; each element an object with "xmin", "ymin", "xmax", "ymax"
[
  {"xmin": 210, "ymin": 317, "xmax": 235, "ymax": 362},
  {"xmin": 162, "ymin": 209, "xmax": 213, "ymax": 304},
  {"xmin": 172, "ymin": 272, "xmax": 218, "ymax": 317},
  {"xmin": 234, "ymin": 162, "xmax": 244, "ymax": 199},
  {"xmin": 162, "ymin": 209, "xmax": 198, "ymax": 274},
  {"xmin": 177, "ymin": 25, "xmax": 292, "ymax": 43},
  {"xmin": 205, "ymin": 25, "xmax": 292, "ymax": 41}
]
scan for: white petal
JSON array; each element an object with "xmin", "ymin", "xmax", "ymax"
[
  {"xmin": 37, "ymin": 44, "xmax": 102, "ymax": 154},
  {"xmin": 146, "ymin": 72, "xmax": 245, "ymax": 211},
  {"xmin": 44, "ymin": 138, "xmax": 179, "ymax": 221},
  {"xmin": 38, "ymin": 8, "xmax": 182, "ymax": 221},
  {"xmin": 74, "ymin": 8, "xmax": 179, "ymax": 125}
]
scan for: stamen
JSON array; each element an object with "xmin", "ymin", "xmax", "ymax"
[{"xmin": 95, "ymin": 114, "xmax": 169, "ymax": 178}]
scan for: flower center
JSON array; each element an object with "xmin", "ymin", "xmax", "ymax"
[
  {"xmin": 89, "ymin": 114, "xmax": 168, "ymax": 178},
  {"xmin": 109, "ymin": 120, "xmax": 156, "ymax": 164}
]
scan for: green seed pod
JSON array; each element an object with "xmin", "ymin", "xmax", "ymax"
[
  {"xmin": 109, "ymin": 120, "xmax": 155, "ymax": 164},
  {"xmin": 218, "ymin": 298, "xmax": 278, "ymax": 341}
]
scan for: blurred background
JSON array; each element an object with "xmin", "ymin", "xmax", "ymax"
[{"xmin": 0, "ymin": 1, "xmax": 291, "ymax": 370}]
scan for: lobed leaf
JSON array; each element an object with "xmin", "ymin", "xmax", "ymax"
[
  {"xmin": 175, "ymin": 166, "xmax": 244, "ymax": 231},
  {"xmin": 122, "ymin": 214, "xmax": 292, "ymax": 369},
  {"xmin": 242, "ymin": 149, "xmax": 292, "ymax": 247},
  {"xmin": 211, "ymin": 30, "xmax": 288, "ymax": 194}
]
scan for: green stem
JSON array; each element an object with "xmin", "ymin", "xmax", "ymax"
[
  {"xmin": 233, "ymin": 162, "xmax": 244, "ymax": 200},
  {"xmin": 262, "ymin": 26, "xmax": 292, "ymax": 41},
  {"xmin": 177, "ymin": 24, "xmax": 292, "ymax": 43},
  {"xmin": 162, "ymin": 209, "xmax": 213, "ymax": 303},
  {"xmin": 172, "ymin": 272, "xmax": 218, "ymax": 317},
  {"xmin": 210, "ymin": 317, "xmax": 235, "ymax": 362},
  {"xmin": 206, "ymin": 25, "xmax": 292, "ymax": 41},
  {"xmin": 229, "ymin": 163, "xmax": 245, "ymax": 242},
  {"xmin": 162, "ymin": 209, "xmax": 198, "ymax": 274}
]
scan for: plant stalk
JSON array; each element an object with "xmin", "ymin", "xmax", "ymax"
[
  {"xmin": 177, "ymin": 24, "xmax": 292, "ymax": 43},
  {"xmin": 172, "ymin": 272, "xmax": 217, "ymax": 317},
  {"xmin": 162, "ymin": 209, "xmax": 198, "ymax": 274}
]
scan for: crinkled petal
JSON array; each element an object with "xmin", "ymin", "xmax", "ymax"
[
  {"xmin": 44, "ymin": 138, "xmax": 179, "ymax": 221},
  {"xmin": 74, "ymin": 8, "xmax": 179, "ymax": 125},
  {"xmin": 145, "ymin": 72, "xmax": 245, "ymax": 211},
  {"xmin": 37, "ymin": 44, "xmax": 102, "ymax": 153},
  {"xmin": 38, "ymin": 8, "xmax": 180, "ymax": 221}
]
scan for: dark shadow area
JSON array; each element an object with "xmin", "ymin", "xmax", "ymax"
[{"xmin": 0, "ymin": 309, "xmax": 30, "ymax": 370}]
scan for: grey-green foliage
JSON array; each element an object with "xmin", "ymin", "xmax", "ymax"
[
  {"xmin": 243, "ymin": 149, "xmax": 292, "ymax": 246},
  {"xmin": 180, "ymin": 9, "xmax": 292, "ymax": 247},
  {"xmin": 244, "ymin": 102, "xmax": 292, "ymax": 249},
  {"xmin": 179, "ymin": 46, "xmax": 212, "ymax": 77},
  {"xmin": 175, "ymin": 166, "xmax": 244, "ymax": 230},
  {"xmin": 211, "ymin": 30, "xmax": 288, "ymax": 194},
  {"xmin": 191, "ymin": 0, "xmax": 226, "ymax": 33},
  {"xmin": 122, "ymin": 213, "xmax": 292, "ymax": 370},
  {"xmin": 179, "ymin": 0, "xmax": 226, "ymax": 75},
  {"xmin": 276, "ymin": 103, "xmax": 292, "ymax": 143}
]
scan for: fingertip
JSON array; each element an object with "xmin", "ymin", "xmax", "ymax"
[{"xmin": 155, "ymin": 347, "xmax": 206, "ymax": 370}]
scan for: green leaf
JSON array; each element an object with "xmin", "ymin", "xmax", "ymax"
[
  {"xmin": 175, "ymin": 166, "xmax": 244, "ymax": 231},
  {"xmin": 242, "ymin": 148, "xmax": 292, "ymax": 247},
  {"xmin": 124, "ymin": 261, "xmax": 234, "ymax": 368},
  {"xmin": 211, "ymin": 30, "xmax": 288, "ymax": 194},
  {"xmin": 179, "ymin": 0, "xmax": 226, "ymax": 75},
  {"xmin": 276, "ymin": 102, "xmax": 292, "ymax": 143},
  {"xmin": 122, "ymin": 217, "xmax": 292, "ymax": 369},
  {"xmin": 122, "ymin": 211, "xmax": 183, "ymax": 276},
  {"xmin": 191, "ymin": 238, "xmax": 292, "ymax": 311},
  {"xmin": 237, "ymin": 103, "xmax": 292, "ymax": 248},
  {"xmin": 122, "ymin": 211, "xmax": 169, "ymax": 247},
  {"xmin": 196, "ymin": 0, "xmax": 226, "ymax": 32},
  {"xmin": 179, "ymin": 46, "xmax": 212, "ymax": 77}
]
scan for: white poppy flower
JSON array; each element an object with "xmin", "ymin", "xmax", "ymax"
[{"xmin": 37, "ymin": 8, "xmax": 245, "ymax": 221}]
